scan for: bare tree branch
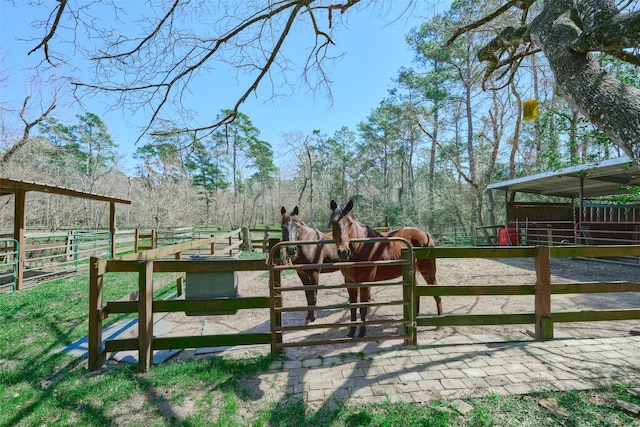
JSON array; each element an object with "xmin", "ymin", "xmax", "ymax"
[
  {"xmin": 27, "ymin": 0, "xmax": 68, "ymax": 65},
  {"xmin": 93, "ymin": 0, "xmax": 181, "ymax": 60},
  {"xmin": 1, "ymin": 95, "xmax": 57, "ymax": 164},
  {"xmin": 446, "ymin": 0, "xmax": 536, "ymax": 46}
]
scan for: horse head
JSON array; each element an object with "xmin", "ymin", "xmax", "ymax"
[
  {"xmin": 280, "ymin": 206, "xmax": 300, "ymax": 257},
  {"xmin": 329, "ymin": 199, "xmax": 354, "ymax": 261}
]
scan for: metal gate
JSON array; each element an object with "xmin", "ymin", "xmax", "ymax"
[
  {"xmin": 0, "ymin": 238, "xmax": 18, "ymax": 293},
  {"xmin": 268, "ymin": 238, "xmax": 417, "ymax": 351}
]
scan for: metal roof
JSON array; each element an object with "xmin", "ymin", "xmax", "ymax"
[
  {"xmin": 0, "ymin": 177, "xmax": 131, "ymax": 204},
  {"xmin": 487, "ymin": 156, "xmax": 640, "ymax": 198}
]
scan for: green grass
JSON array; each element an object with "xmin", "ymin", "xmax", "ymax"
[{"xmin": 1, "ymin": 270, "xmax": 639, "ymax": 426}]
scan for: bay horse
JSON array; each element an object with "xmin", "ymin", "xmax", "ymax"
[
  {"xmin": 280, "ymin": 206, "xmax": 340, "ymax": 323},
  {"xmin": 329, "ymin": 199, "xmax": 442, "ymax": 337}
]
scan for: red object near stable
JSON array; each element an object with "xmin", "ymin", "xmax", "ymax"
[{"xmin": 498, "ymin": 227, "xmax": 520, "ymax": 246}]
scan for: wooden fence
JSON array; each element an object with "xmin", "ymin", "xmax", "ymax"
[{"xmin": 88, "ymin": 242, "xmax": 640, "ymax": 372}]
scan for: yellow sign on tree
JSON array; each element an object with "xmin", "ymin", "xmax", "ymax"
[{"xmin": 523, "ymin": 99, "xmax": 539, "ymax": 121}]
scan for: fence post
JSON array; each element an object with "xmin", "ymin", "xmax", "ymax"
[
  {"xmin": 138, "ymin": 260, "xmax": 154, "ymax": 372},
  {"xmin": 110, "ymin": 202, "xmax": 116, "ymax": 258},
  {"xmin": 210, "ymin": 234, "xmax": 217, "ymax": 255},
  {"xmin": 14, "ymin": 188, "xmax": 26, "ymax": 291},
  {"xmin": 262, "ymin": 226, "xmax": 270, "ymax": 254},
  {"xmin": 269, "ymin": 238, "xmax": 283, "ymax": 353},
  {"xmin": 151, "ymin": 229, "xmax": 157, "ymax": 249},
  {"xmin": 89, "ymin": 257, "xmax": 107, "ymax": 371},
  {"xmin": 402, "ymin": 248, "xmax": 416, "ymax": 345},
  {"xmin": 175, "ymin": 251, "xmax": 183, "ymax": 296},
  {"xmin": 134, "ymin": 228, "xmax": 140, "ymax": 252},
  {"xmin": 241, "ymin": 227, "xmax": 253, "ymax": 252},
  {"xmin": 66, "ymin": 231, "xmax": 74, "ymax": 262},
  {"xmin": 534, "ymin": 246, "xmax": 553, "ymax": 340}
]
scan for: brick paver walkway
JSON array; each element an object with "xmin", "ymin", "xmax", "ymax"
[{"xmin": 260, "ymin": 336, "xmax": 640, "ymax": 409}]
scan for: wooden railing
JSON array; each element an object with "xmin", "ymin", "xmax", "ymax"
[
  {"xmin": 88, "ymin": 242, "xmax": 640, "ymax": 372},
  {"xmin": 415, "ymin": 245, "xmax": 640, "ymax": 339}
]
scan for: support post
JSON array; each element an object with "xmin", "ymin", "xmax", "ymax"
[
  {"xmin": 89, "ymin": 257, "xmax": 107, "ymax": 371},
  {"xmin": 535, "ymin": 246, "xmax": 553, "ymax": 340},
  {"xmin": 13, "ymin": 188, "xmax": 26, "ymax": 291},
  {"xmin": 109, "ymin": 202, "xmax": 116, "ymax": 258},
  {"xmin": 138, "ymin": 260, "xmax": 154, "ymax": 372},
  {"xmin": 269, "ymin": 239, "xmax": 283, "ymax": 353},
  {"xmin": 175, "ymin": 251, "xmax": 183, "ymax": 296},
  {"xmin": 210, "ymin": 235, "xmax": 217, "ymax": 255},
  {"xmin": 262, "ymin": 226, "xmax": 270, "ymax": 254},
  {"xmin": 242, "ymin": 226, "xmax": 252, "ymax": 252},
  {"xmin": 402, "ymin": 248, "xmax": 416, "ymax": 345},
  {"xmin": 134, "ymin": 229, "xmax": 140, "ymax": 252}
]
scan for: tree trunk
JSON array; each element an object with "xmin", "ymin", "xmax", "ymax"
[{"xmin": 530, "ymin": 1, "xmax": 640, "ymax": 163}]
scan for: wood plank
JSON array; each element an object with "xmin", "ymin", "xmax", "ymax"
[
  {"xmin": 154, "ymin": 297, "xmax": 270, "ymax": 313},
  {"xmin": 152, "ymin": 259, "xmax": 269, "ymax": 273},
  {"xmin": 153, "ymin": 333, "xmax": 271, "ymax": 349},
  {"xmin": 551, "ymin": 245, "xmax": 640, "ymax": 258},
  {"xmin": 106, "ymin": 258, "xmax": 269, "ymax": 273},
  {"xmin": 551, "ymin": 282, "xmax": 640, "ymax": 294},
  {"xmin": 106, "ymin": 301, "xmax": 137, "ymax": 314},
  {"xmin": 417, "ymin": 313, "xmax": 535, "ymax": 327},
  {"xmin": 413, "ymin": 246, "xmax": 536, "ymax": 259},
  {"xmin": 416, "ymin": 284, "xmax": 535, "ymax": 296},
  {"xmin": 115, "ymin": 234, "xmax": 221, "ymax": 261},
  {"xmin": 104, "ymin": 333, "xmax": 271, "ymax": 352},
  {"xmin": 552, "ymin": 309, "xmax": 640, "ymax": 322},
  {"xmin": 138, "ymin": 261, "xmax": 154, "ymax": 372}
]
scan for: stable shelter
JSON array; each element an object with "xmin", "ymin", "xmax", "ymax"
[
  {"xmin": 487, "ymin": 156, "xmax": 640, "ymax": 247},
  {"xmin": 0, "ymin": 177, "xmax": 131, "ymax": 290}
]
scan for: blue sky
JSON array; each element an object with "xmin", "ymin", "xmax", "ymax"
[{"xmin": 1, "ymin": 2, "xmax": 449, "ymax": 174}]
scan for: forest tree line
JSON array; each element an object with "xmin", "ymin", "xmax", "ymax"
[{"xmin": 2, "ymin": 1, "xmax": 638, "ymax": 236}]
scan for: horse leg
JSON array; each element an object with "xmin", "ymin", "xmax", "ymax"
[
  {"xmin": 347, "ymin": 287, "xmax": 358, "ymax": 338},
  {"xmin": 358, "ymin": 286, "xmax": 371, "ymax": 337},
  {"xmin": 299, "ymin": 271, "xmax": 316, "ymax": 323},
  {"xmin": 418, "ymin": 259, "xmax": 442, "ymax": 315}
]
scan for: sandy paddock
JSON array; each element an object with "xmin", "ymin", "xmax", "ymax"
[{"xmin": 149, "ymin": 255, "xmax": 640, "ymax": 360}]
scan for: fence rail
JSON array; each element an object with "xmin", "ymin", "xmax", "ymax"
[
  {"xmin": 88, "ymin": 240, "xmax": 640, "ymax": 372},
  {"xmin": 1, "ymin": 227, "xmax": 245, "ymax": 292}
]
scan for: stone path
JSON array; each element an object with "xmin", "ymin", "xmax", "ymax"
[
  {"xmin": 61, "ymin": 317, "xmax": 640, "ymax": 410},
  {"xmin": 257, "ymin": 336, "xmax": 640, "ymax": 409}
]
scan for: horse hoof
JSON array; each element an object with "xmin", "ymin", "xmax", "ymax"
[
  {"xmin": 358, "ymin": 326, "xmax": 367, "ymax": 338},
  {"xmin": 347, "ymin": 327, "xmax": 356, "ymax": 338}
]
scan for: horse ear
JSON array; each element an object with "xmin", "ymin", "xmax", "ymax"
[
  {"xmin": 293, "ymin": 206, "xmax": 299, "ymax": 216},
  {"xmin": 345, "ymin": 199, "xmax": 354, "ymax": 214},
  {"xmin": 281, "ymin": 207, "xmax": 286, "ymax": 215},
  {"xmin": 330, "ymin": 200, "xmax": 337, "ymax": 210}
]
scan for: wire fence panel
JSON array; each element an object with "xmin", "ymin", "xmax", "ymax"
[{"xmin": 0, "ymin": 238, "xmax": 18, "ymax": 293}]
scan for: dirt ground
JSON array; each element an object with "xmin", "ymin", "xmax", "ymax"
[{"xmin": 159, "ymin": 256, "xmax": 640, "ymax": 361}]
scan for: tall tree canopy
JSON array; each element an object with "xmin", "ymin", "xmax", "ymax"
[
  {"xmin": 14, "ymin": 0, "xmax": 640, "ymax": 164},
  {"xmin": 448, "ymin": 0, "xmax": 640, "ymax": 163}
]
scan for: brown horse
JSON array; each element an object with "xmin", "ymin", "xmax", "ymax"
[
  {"xmin": 280, "ymin": 206, "xmax": 340, "ymax": 323},
  {"xmin": 329, "ymin": 199, "xmax": 442, "ymax": 337}
]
